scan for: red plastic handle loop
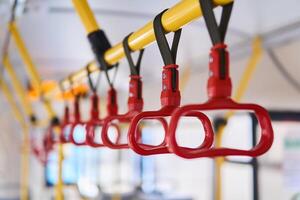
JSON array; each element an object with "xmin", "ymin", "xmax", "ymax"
[
  {"xmin": 69, "ymin": 97, "xmax": 87, "ymax": 146},
  {"xmin": 85, "ymin": 120, "xmax": 105, "ymax": 147},
  {"xmin": 84, "ymin": 95, "xmax": 105, "ymax": 147},
  {"xmin": 60, "ymin": 122, "xmax": 72, "ymax": 144},
  {"xmin": 43, "ymin": 126, "xmax": 55, "ymax": 153},
  {"xmin": 168, "ymin": 99, "xmax": 274, "ymax": 158},
  {"xmin": 168, "ymin": 44, "xmax": 274, "ymax": 158},
  {"xmin": 31, "ymin": 140, "xmax": 47, "ymax": 165},
  {"xmin": 127, "ymin": 65, "xmax": 177, "ymax": 155},
  {"xmin": 101, "ymin": 76, "xmax": 143, "ymax": 149},
  {"xmin": 128, "ymin": 107, "xmax": 213, "ymax": 155},
  {"xmin": 60, "ymin": 106, "xmax": 71, "ymax": 144},
  {"xmin": 128, "ymin": 65, "xmax": 214, "ymax": 155},
  {"xmin": 101, "ymin": 112, "xmax": 141, "ymax": 149},
  {"xmin": 69, "ymin": 122, "xmax": 87, "ymax": 146},
  {"xmin": 86, "ymin": 120, "xmax": 121, "ymax": 147},
  {"xmin": 85, "ymin": 91, "xmax": 122, "ymax": 147}
]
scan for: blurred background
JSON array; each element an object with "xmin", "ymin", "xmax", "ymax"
[{"xmin": 0, "ymin": 0, "xmax": 300, "ymax": 199}]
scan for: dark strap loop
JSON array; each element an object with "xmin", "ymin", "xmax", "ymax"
[
  {"xmin": 123, "ymin": 34, "xmax": 145, "ymax": 76},
  {"xmin": 97, "ymin": 55, "xmax": 119, "ymax": 88},
  {"xmin": 86, "ymin": 62, "xmax": 101, "ymax": 93},
  {"xmin": 199, "ymin": 0, "xmax": 233, "ymax": 45},
  {"xmin": 104, "ymin": 63, "xmax": 118, "ymax": 88},
  {"xmin": 153, "ymin": 9, "xmax": 182, "ymax": 66}
]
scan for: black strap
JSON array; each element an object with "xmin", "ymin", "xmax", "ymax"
[
  {"xmin": 123, "ymin": 33, "xmax": 145, "ymax": 76},
  {"xmin": 86, "ymin": 62, "xmax": 101, "ymax": 93},
  {"xmin": 88, "ymin": 29, "xmax": 113, "ymax": 71},
  {"xmin": 199, "ymin": 0, "xmax": 233, "ymax": 45},
  {"xmin": 97, "ymin": 54, "xmax": 119, "ymax": 88},
  {"xmin": 200, "ymin": 0, "xmax": 233, "ymax": 79},
  {"xmin": 153, "ymin": 9, "xmax": 182, "ymax": 66},
  {"xmin": 154, "ymin": 9, "xmax": 182, "ymax": 92}
]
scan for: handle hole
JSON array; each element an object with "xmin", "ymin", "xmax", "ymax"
[{"xmin": 73, "ymin": 124, "xmax": 87, "ymax": 144}]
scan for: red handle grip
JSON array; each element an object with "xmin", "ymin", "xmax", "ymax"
[
  {"xmin": 60, "ymin": 122, "xmax": 72, "ymax": 144},
  {"xmin": 85, "ymin": 119, "xmax": 121, "ymax": 148},
  {"xmin": 101, "ymin": 111, "xmax": 142, "ymax": 149},
  {"xmin": 168, "ymin": 98, "xmax": 274, "ymax": 159},
  {"xmin": 60, "ymin": 106, "xmax": 70, "ymax": 143},
  {"xmin": 41, "ymin": 126, "xmax": 56, "ymax": 164},
  {"xmin": 31, "ymin": 143, "xmax": 47, "ymax": 165},
  {"xmin": 127, "ymin": 107, "xmax": 173, "ymax": 155},
  {"xmin": 127, "ymin": 106, "xmax": 213, "ymax": 155},
  {"xmin": 128, "ymin": 75, "xmax": 143, "ymax": 111},
  {"xmin": 44, "ymin": 125, "xmax": 58, "ymax": 148}
]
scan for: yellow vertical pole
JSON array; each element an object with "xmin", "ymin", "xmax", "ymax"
[
  {"xmin": 2, "ymin": 55, "xmax": 35, "ymax": 119},
  {"xmin": 20, "ymin": 124, "xmax": 30, "ymax": 200},
  {"xmin": 8, "ymin": 22, "xmax": 56, "ymax": 119},
  {"xmin": 8, "ymin": 21, "xmax": 63, "ymax": 199},
  {"xmin": 0, "ymin": 77, "xmax": 30, "ymax": 200},
  {"xmin": 0, "ymin": 76, "xmax": 25, "ymax": 124},
  {"xmin": 55, "ymin": 139, "xmax": 64, "ymax": 200},
  {"xmin": 214, "ymin": 37, "xmax": 263, "ymax": 200}
]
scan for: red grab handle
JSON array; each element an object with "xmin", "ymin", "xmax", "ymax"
[
  {"xmin": 60, "ymin": 106, "xmax": 71, "ymax": 144},
  {"xmin": 168, "ymin": 99, "xmax": 274, "ymax": 158},
  {"xmin": 31, "ymin": 137, "xmax": 47, "ymax": 165},
  {"xmin": 107, "ymin": 87, "xmax": 118, "ymax": 116},
  {"xmin": 102, "ymin": 114, "xmax": 162, "ymax": 150},
  {"xmin": 69, "ymin": 122, "xmax": 87, "ymax": 146},
  {"xmin": 42, "ymin": 126, "xmax": 56, "ymax": 159},
  {"xmin": 128, "ymin": 108, "xmax": 213, "ymax": 155},
  {"xmin": 168, "ymin": 44, "xmax": 274, "ymax": 159},
  {"xmin": 128, "ymin": 65, "xmax": 214, "ymax": 155},
  {"xmin": 69, "ymin": 97, "xmax": 88, "ymax": 146},
  {"xmin": 86, "ymin": 120, "xmax": 121, "ymax": 147},
  {"xmin": 85, "ymin": 90, "xmax": 122, "ymax": 147},
  {"xmin": 101, "ymin": 113, "xmax": 137, "ymax": 149},
  {"xmin": 101, "ymin": 76, "xmax": 144, "ymax": 149},
  {"xmin": 127, "ymin": 65, "xmax": 176, "ymax": 155}
]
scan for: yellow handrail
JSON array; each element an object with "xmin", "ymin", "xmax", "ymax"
[
  {"xmin": 44, "ymin": 0, "xmax": 233, "ymax": 98},
  {"xmin": 214, "ymin": 36, "xmax": 263, "ymax": 200}
]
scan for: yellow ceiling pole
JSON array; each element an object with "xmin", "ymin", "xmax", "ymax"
[
  {"xmin": 72, "ymin": 0, "xmax": 100, "ymax": 33},
  {"xmin": 0, "ymin": 77, "xmax": 30, "ymax": 200},
  {"xmin": 214, "ymin": 36, "xmax": 263, "ymax": 200},
  {"xmin": 44, "ymin": 0, "xmax": 233, "ymax": 98},
  {"xmin": 2, "ymin": 55, "xmax": 36, "ymax": 122},
  {"xmin": 104, "ymin": 0, "xmax": 233, "ymax": 64},
  {"xmin": 8, "ymin": 22, "xmax": 56, "ymax": 119}
]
